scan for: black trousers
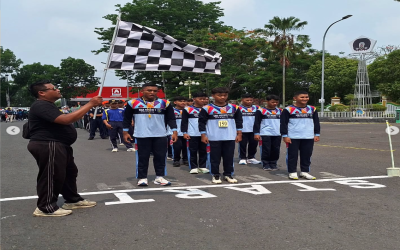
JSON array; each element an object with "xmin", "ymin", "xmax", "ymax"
[
  {"xmin": 90, "ymin": 118, "xmax": 106, "ymax": 138},
  {"xmin": 188, "ymin": 136, "xmax": 207, "ymax": 169},
  {"xmin": 172, "ymin": 136, "xmax": 188, "ymax": 162},
  {"xmin": 136, "ymin": 137, "xmax": 168, "ymax": 179},
  {"xmin": 27, "ymin": 141, "xmax": 83, "ymax": 213},
  {"xmin": 239, "ymin": 132, "xmax": 258, "ymax": 159},
  {"xmin": 109, "ymin": 121, "xmax": 133, "ymax": 149},
  {"xmin": 261, "ymin": 136, "xmax": 281, "ymax": 168},
  {"xmin": 209, "ymin": 140, "xmax": 235, "ymax": 176},
  {"xmin": 286, "ymin": 139, "xmax": 314, "ymax": 173}
]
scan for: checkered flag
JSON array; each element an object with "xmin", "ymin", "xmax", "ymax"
[{"xmin": 107, "ymin": 21, "xmax": 222, "ymax": 74}]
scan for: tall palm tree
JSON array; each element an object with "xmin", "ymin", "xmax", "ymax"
[{"xmin": 263, "ymin": 17, "xmax": 308, "ymax": 106}]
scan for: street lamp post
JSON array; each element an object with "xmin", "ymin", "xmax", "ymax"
[
  {"xmin": 5, "ymin": 74, "xmax": 10, "ymax": 107},
  {"xmin": 179, "ymin": 78, "xmax": 200, "ymax": 99},
  {"xmin": 321, "ymin": 15, "xmax": 352, "ymax": 116}
]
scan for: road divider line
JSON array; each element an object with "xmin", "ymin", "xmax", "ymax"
[{"xmin": 0, "ymin": 175, "xmax": 391, "ymax": 202}]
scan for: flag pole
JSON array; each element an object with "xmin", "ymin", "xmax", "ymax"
[
  {"xmin": 93, "ymin": 12, "xmax": 121, "ymax": 117},
  {"xmin": 386, "ymin": 120, "xmax": 400, "ymax": 176}
]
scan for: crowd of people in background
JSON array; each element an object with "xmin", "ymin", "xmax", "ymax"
[{"xmin": 0, "ymin": 107, "xmax": 29, "ymax": 122}]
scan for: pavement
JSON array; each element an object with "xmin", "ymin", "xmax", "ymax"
[{"xmin": 1, "ymin": 121, "xmax": 400, "ymax": 250}]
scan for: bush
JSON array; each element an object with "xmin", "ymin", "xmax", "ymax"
[
  {"xmin": 371, "ymin": 104, "xmax": 387, "ymax": 111},
  {"xmin": 329, "ymin": 104, "xmax": 349, "ymax": 112}
]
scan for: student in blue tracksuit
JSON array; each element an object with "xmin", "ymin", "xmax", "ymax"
[
  {"xmin": 181, "ymin": 92, "xmax": 209, "ymax": 174},
  {"xmin": 199, "ymin": 87, "xmax": 243, "ymax": 184},
  {"xmin": 123, "ymin": 83, "xmax": 178, "ymax": 187},
  {"xmin": 280, "ymin": 91, "xmax": 320, "ymax": 180},
  {"xmin": 254, "ymin": 95, "xmax": 282, "ymax": 171},
  {"xmin": 102, "ymin": 99, "xmax": 134, "ymax": 152},
  {"xmin": 171, "ymin": 96, "xmax": 188, "ymax": 167},
  {"xmin": 238, "ymin": 94, "xmax": 261, "ymax": 165}
]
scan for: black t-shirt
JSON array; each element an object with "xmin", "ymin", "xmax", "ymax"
[{"xmin": 29, "ymin": 100, "xmax": 77, "ymax": 146}]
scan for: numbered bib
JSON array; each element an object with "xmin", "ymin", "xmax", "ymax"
[{"xmin": 218, "ymin": 120, "xmax": 228, "ymax": 128}]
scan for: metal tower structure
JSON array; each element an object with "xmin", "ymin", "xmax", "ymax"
[
  {"xmin": 348, "ymin": 36, "xmax": 377, "ymax": 111},
  {"xmin": 353, "ymin": 52, "xmax": 373, "ymax": 111}
]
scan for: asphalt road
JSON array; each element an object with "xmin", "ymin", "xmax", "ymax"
[{"xmin": 1, "ymin": 121, "xmax": 399, "ymax": 250}]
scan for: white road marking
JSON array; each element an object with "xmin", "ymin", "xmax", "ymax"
[
  {"xmin": 105, "ymin": 193, "xmax": 154, "ymax": 206},
  {"xmin": 0, "ymin": 175, "xmax": 391, "ymax": 202},
  {"xmin": 1, "ymin": 215, "xmax": 16, "ymax": 220},
  {"xmin": 291, "ymin": 183, "xmax": 336, "ymax": 192}
]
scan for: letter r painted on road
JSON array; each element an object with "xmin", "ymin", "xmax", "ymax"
[{"xmin": 163, "ymin": 189, "xmax": 217, "ymax": 199}]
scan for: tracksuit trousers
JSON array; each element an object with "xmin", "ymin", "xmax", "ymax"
[
  {"xmin": 209, "ymin": 140, "xmax": 235, "ymax": 176},
  {"xmin": 172, "ymin": 136, "xmax": 188, "ymax": 162},
  {"xmin": 260, "ymin": 136, "xmax": 281, "ymax": 168},
  {"xmin": 136, "ymin": 137, "xmax": 168, "ymax": 179},
  {"xmin": 27, "ymin": 141, "xmax": 84, "ymax": 213},
  {"xmin": 188, "ymin": 136, "xmax": 207, "ymax": 170},
  {"xmin": 108, "ymin": 121, "xmax": 133, "ymax": 149},
  {"xmin": 286, "ymin": 139, "xmax": 314, "ymax": 173},
  {"xmin": 239, "ymin": 132, "xmax": 258, "ymax": 159}
]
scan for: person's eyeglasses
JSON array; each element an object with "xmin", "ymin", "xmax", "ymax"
[{"xmin": 39, "ymin": 86, "xmax": 58, "ymax": 91}]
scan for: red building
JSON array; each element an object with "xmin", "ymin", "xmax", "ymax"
[{"xmin": 71, "ymin": 86, "xmax": 165, "ymax": 101}]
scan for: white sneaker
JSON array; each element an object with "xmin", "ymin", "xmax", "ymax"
[
  {"xmin": 127, "ymin": 148, "xmax": 136, "ymax": 152},
  {"xmin": 119, "ymin": 143, "xmax": 124, "ymax": 146},
  {"xmin": 288, "ymin": 173, "xmax": 299, "ymax": 180},
  {"xmin": 224, "ymin": 175, "xmax": 238, "ymax": 183},
  {"xmin": 137, "ymin": 178, "xmax": 148, "ymax": 186},
  {"xmin": 190, "ymin": 168, "xmax": 199, "ymax": 174},
  {"xmin": 198, "ymin": 168, "xmax": 210, "ymax": 174},
  {"xmin": 62, "ymin": 199, "xmax": 96, "ymax": 209},
  {"xmin": 247, "ymin": 158, "xmax": 261, "ymax": 164},
  {"xmin": 154, "ymin": 177, "xmax": 171, "ymax": 186},
  {"xmin": 239, "ymin": 159, "xmax": 247, "ymax": 165},
  {"xmin": 300, "ymin": 172, "xmax": 316, "ymax": 180},
  {"xmin": 112, "ymin": 148, "xmax": 118, "ymax": 152},
  {"xmin": 212, "ymin": 175, "xmax": 222, "ymax": 184}
]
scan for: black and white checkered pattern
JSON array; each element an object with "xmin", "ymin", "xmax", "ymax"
[{"xmin": 107, "ymin": 21, "xmax": 222, "ymax": 74}]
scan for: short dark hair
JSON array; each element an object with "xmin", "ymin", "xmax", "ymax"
[
  {"xmin": 142, "ymin": 83, "xmax": 159, "ymax": 89},
  {"xmin": 29, "ymin": 79, "xmax": 52, "ymax": 98},
  {"xmin": 266, "ymin": 95, "xmax": 280, "ymax": 101},
  {"xmin": 241, "ymin": 93, "xmax": 253, "ymax": 99},
  {"xmin": 192, "ymin": 92, "xmax": 207, "ymax": 98},
  {"xmin": 293, "ymin": 91, "xmax": 309, "ymax": 97},
  {"xmin": 187, "ymin": 98, "xmax": 193, "ymax": 102},
  {"xmin": 211, "ymin": 87, "xmax": 229, "ymax": 94},
  {"xmin": 173, "ymin": 96, "xmax": 187, "ymax": 102}
]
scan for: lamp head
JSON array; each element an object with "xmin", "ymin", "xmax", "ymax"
[{"xmin": 342, "ymin": 15, "xmax": 352, "ymax": 20}]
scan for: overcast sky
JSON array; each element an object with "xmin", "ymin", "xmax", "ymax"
[{"xmin": 2, "ymin": 0, "xmax": 400, "ymax": 87}]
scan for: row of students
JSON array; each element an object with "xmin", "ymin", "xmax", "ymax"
[{"xmin": 121, "ymin": 83, "xmax": 320, "ymax": 186}]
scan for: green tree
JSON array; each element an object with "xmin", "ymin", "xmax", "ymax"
[
  {"xmin": 307, "ymin": 56, "xmax": 359, "ymax": 101},
  {"xmin": 93, "ymin": 0, "xmax": 226, "ymax": 55},
  {"xmin": 0, "ymin": 47, "xmax": 23, "ymax": 107},
  {"xmin": 93, "ymin": 0, "xmax": 227, "ymax": 97},
  {"xmin": 258, "ymin": 16, "xmax": 308, "ymax": 105},
  {"xmin": 12, "ymin": 63, "xmax": 60, "ymax": 106},
  {"xmin": 369, "ymin": 50, "xmax": 400, "ymax": 102},
  {"xmin": 58, "ymin": 57, "xmax": 99, "ymax": 99}
]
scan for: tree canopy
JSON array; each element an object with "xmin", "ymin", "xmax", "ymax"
[{"xmin": 369, "ymin": 50, "xmax": 400, "ymax": 102}]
